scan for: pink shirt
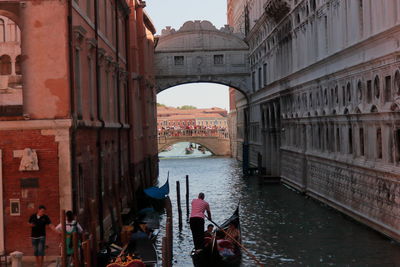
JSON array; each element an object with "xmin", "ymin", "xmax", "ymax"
[{"xmin": 190, "ymin": 198, "xmax": 210, "ymax": 219}]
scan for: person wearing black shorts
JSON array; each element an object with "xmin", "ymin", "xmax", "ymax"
[{"xmin": 28, "ymin": 205, "xmax": 55, "ymax": 267}]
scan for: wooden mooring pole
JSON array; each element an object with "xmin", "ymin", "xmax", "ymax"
[
  {"xmin": 72, "ymin": 232, "xmax": 79, "ymax": 266},
  {"xmin": 185, "ymin": 175, "xmax": 189, "ymax": 220},
  {"xmin": 82, "ymin": 233, "xmax": 92, "ymax": 267},
  {"xmin": 176, "ymin": 181, "xmax": 183, "ymax": 231},
  {"xmin": 162, "ymin": 237, "xmax": 167, "ymax": 267},
  {"xmin": 163, "ymin": 196, "xmax": 173, "ymax": 267},
  {"xmin": 60, "ymin": 209, "xmax": 67, "ymax": 267}
]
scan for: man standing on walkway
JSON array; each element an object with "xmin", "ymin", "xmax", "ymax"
[
  {"xmin": 28, "ymin": 205, "xmax": 56, "ymax": 267},
  {"xmin": 190, "ymin": 192, "xmax": 212, "ymax": 250}
]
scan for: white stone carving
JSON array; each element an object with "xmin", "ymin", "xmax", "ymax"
[{"xmin": 18, "ymin": 148, "xmax": 39, "ymax": 171}]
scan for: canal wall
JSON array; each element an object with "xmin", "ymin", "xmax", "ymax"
[{"xmin": 281, "ymin": 151, "xmax": 400, "ymax": 242}]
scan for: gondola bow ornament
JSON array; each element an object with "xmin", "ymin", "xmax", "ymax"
[{"xmin": 144, "ymin": 178, "xmax": 169, "ymax": 200}]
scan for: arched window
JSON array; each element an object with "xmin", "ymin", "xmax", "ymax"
[
  {"xmin": 346, "ymin": 82, "xmax": 352, "ymax": 102},
  {"xmin": 86, "ymin": 0, "xmax": 91, "ymax": 19},
  {"xmin": 348, "ymin": 127, "xmax": 353, "ymax": 154},
  {"xmin": 0, "ymin": 54, "xmax": 11, "ymax": 75},
  {"xmin": 335, "ymin": 86, "xmax": 338, "ymax": 104},
  {"xmin": 384, "ymin": 75, "xmax": 392, "ymax": 102},
  {"xmin": 15, "ymin": 55, "xmax": 21, "ymax": 75},
  {"xmin": 336, "ymin": 127, "xmax": 341, "ymax": 152},
  {"xmin": 0, "ymin": 19, "xmax": 5, "ymax": 42},
  {"xmin": 376, "ymin": 128, "xmax": 382, "ymax": 159},
  {"xmin": 357, "ymin": 80, "xmax": 363, "ymax": 101},
  {"xmin": 374, "ymin": 75, "xmax": 380, "ymax": 99},
  {"xmin": 342, "ymin": 86, "xmax": 345, "ymax": 105},
  {"xmin": 311, "ymin": 0, "xmax": 316, "ymax": 11},
  {"xmin": 297, "ymin": 95, "xmax": 301, "ymax": 109},
  {"xmin": 104, "ymin": 0, "xmax": 108, "ymax": 36},
  {"xmin": 359, "ymin": 128, "xmax": 364, "ymax": 156},
  {"xmin": 394, "ymin": 71, "xmax": 400, "ymax": 96}
]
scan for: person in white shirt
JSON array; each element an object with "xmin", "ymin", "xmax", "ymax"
[{"xmin": 55, "ymin": 211, "xmax": 83, "ymax": 258}]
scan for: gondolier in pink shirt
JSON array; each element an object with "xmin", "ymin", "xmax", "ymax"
[{"xmin": 190, "ymin": 192, "xmax": 212, "ymax": 250}]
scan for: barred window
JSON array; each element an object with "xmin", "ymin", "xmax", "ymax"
[
  {"xmin": 174, "ymin": 56, "xmax": 184, "ymax": 65},
  {"xmin": 214, "ymin": 55, "xmax": 224, "ymax": 65},
  {"xmin": 359, "ymin": 128, "xmax": 364, "ymax": 156},
  {"xmin": 377, "ymin": 128, "xmax": 382, "ymax": 159}
]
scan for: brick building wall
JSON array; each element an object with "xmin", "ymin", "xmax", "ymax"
[
  {"xmin": 0, "ymin": 130, "xmax": 59, "ymax": 255},
  {"xmin": 0, "ymin": 0, "xmax": 158, "ymax": 258}
]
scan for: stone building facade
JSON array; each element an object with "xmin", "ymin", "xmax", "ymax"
[
  {"xmin": 228, "ymin": 0, "xmax": 400, "ymax": 241},
  {"xmin": 0, "ymin": 0, "xmax": 158, "ymax": 258},
  {"xmin": 0, "ymin": 15, "xmax": 21, "ymax": 115}
]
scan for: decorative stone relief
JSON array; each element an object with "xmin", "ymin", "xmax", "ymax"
[
  {"xmin": 281, "ymin": 150, "xmax": 304, "ymax": 186},
  {"xmin": 307, "ymin": 158, "xmax": 400, "ymax": 229},
  {"xmin": 14, "ymin": 148, "xmax": 39, "ymax": 171}
]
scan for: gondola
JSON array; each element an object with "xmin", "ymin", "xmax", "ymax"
[
  {"xmin": 191, "ymin": 206, "xmax": 242, "ymax": 267},
  {"xmin": 185, "ymin": 147, "xmax": 194, "ymax": 154},
  {"xmin": 105, "ymin": 235, "xmax": 160, "ymax": 267},
  {"xmin": 143, "ymin": 178, "xmax": 170, "ymax": 212}
]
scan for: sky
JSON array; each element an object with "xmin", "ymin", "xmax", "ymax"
[{"xmin": 146, "ymin": 0, "xmax": 230, "ymax": 111}]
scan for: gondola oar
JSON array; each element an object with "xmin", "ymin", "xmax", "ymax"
[{"xmin": 205, "ymin": 215, "xmax": 265, "ymax": 267}]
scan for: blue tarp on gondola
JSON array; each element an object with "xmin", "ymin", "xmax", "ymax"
[{"xmin": 144, "ymin": 179, "xmax": 169, "ymax": 199}]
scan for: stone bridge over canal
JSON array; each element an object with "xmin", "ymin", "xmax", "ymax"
[
  {"xmin": 158, "ymin": 129, "xmax": 231, "ymax": 156},
  {"xmin": 154, "ymin": 20, "xmax": 250, "ymax": 95}
]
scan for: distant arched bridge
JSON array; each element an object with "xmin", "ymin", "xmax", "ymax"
[{"xmin": 158, "ymin": 129, "xmax": 231, "ymax": 156}]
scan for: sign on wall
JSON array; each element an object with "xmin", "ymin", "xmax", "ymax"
[{"xmin": 10, "ymin": 199, "xmax": 20, "ymax": 216}]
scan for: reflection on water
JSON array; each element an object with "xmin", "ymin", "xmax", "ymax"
[{"xmin": 157, "ymin": 157, "xmax": 400, "ymax": 266}]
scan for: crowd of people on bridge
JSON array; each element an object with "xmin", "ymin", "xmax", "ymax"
[{"xmin": 158, "ymin": 125, "xmax": 228, "ymax": 138}]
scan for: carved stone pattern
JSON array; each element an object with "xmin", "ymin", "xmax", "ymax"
[
  {"xmin": 307, "ymin": 158, "xmax": 400, "ymax": 229},
  {"xmin": 281, "ymin": 150, "xmax": 304, "ymax": 186}
]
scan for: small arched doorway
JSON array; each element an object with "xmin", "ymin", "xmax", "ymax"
[
  {"xmin": 0, "ymin": 54, "xmax": 11, "ymax": 75},
  {"xmin": 15, "ymin": 55, "xmax": 21, "ymax": 75}
]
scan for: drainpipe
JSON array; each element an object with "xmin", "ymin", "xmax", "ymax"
[
  {"xmin": 125, "ymin": 0, "xmax": 136, "ymax": 210},
  {"xmin": 135, "ymin": 1, "xmax": 149, "ymax": 185},
  {"xmin": 67, "ymin": 0, "xmax": 77, "ymax": 211},
  {"xmin": 115, "ymin": 1, "xmax": 124, "ymax": 214},
  {"xmin": 115, "ymin": 0, "xmax": 121, "ymax": 180},
  {"xmin": 94, "ymin": 0, "xmax": 105, "ymax": 241}
]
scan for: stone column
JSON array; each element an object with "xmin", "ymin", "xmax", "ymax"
[
  {"xmin": 20, "ymin": 1, "xmax": 69, "ymax": 118},
  {"xmin": 10, "ymin": 57, "xmax": 15, "ymax": 76},
  {"xmin": 10, "ymin": 251, "xmax": 23, "ymax": 267},
  {"xmin": 265, "ymin": 105, "xmax": 272, "ymax": 175},
  {"xmin": 270, "ymin": 103, "xmax": 280, "ymax": 177},
  {"xmin": 261, "ymin": 105, "xmax": 268, "ymax": 170}
]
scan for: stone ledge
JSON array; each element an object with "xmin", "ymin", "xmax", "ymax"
[{"xmin": 0, "ymin": 119, "xmax": 72, "ymax": 130}]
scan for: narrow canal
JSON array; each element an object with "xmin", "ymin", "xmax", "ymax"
[{"xmin": 157, "ymin": 142, "xmax": 400, "ymax": 266}]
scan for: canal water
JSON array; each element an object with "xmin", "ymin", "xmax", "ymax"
[{"xmin": 157, "ymin": 142, "xmax": 400, "ymax": 266}]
